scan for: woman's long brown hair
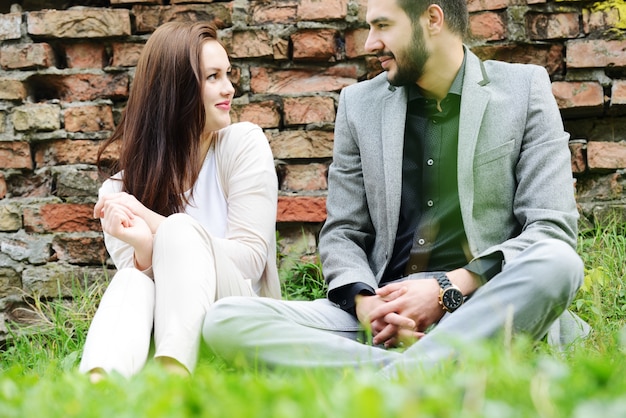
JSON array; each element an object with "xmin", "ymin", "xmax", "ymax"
[{"xmin": 97, "ymin": 22, "xmax": 222, "ymax": 216}]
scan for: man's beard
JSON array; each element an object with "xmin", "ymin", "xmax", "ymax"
[{"xmin": 387, "ymin": 24, "xmax": 429, "ymax": 87}]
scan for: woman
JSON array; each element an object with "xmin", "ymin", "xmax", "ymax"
[{"xmin": 79, "ymin": 21, "xmax": 281, "ymax": 380}]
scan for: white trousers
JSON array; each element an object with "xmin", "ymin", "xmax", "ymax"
[
  {"xmin": 203, "ymin": 239, "xmax": 589, "ymax": 378},
  {"xmin": 79, "ymin": 213, "xmax": 255, "ymax": 377}
]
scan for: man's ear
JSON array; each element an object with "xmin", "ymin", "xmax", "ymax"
[{"xmin": 424, "ymin": 4, "xmax": 445, "ymax": 35}]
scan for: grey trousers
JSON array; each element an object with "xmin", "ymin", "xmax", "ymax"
[{"xmin": 203, "ymin": 239, "xmax": 589, "ymax": 377}]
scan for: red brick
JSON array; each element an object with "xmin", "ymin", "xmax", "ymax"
[
  {"xmin": 111, "ymin": 43, "xmax": 144, "ymax": 67},
  {"xmin": 587, "ymin": 142, "xmax": 626, "ymax": 171},
  {"xmin": 112, "ymin": 0, "xmax": 162, "ymax": 3},
  {"xmin": 566, "ymin": 40, "xmax": 626, "ymax": 69},
  {"xmin": 12, "ymin": 104, "xmax": 61, "ymax": 132},
  {"xmin": 34, "ymin": 139, "xmax": 120, "ymax": 167},
  {"xmin": 63, "ymin": 105, "xmax": 114, "ymax": 132},
  {"xmin": 64, "ymin": 43, "xmax": 106, "ymax": 69},
  {"xmin": 52, "ymin": 234, "xmax": 107, "ymax": 264},
  {"xmin": 583, "ymin": 5, "xmax": 621, "ymax": 34},
  {"xmin": 251, "ymin": 66, "xmax": 356, "ymax": 94},
  {"xmin": 527, "ymin": 13, "xmax": 579, "ymax": 40},
  {"xmin": 291, "ymin": 29, "xmax": 339, "ymax": 61},
  {"xmin": 277, "ymin": 196, "xmax": 326, "ymax": 223},
  {"xmin": 27, "ymin": 9, "xmax": 131, "ymax": 38},
  {"xmin": 0, "ymin": 13, "xmax": 21, "ymax": 41},
  {"xmin": 569, "ymin": 139, "xmax": 587, "ymax": 174},
  {"xmin": 467, "ymin": 0, "xmax": 509, "ymax": 12},
  {"xmin": 23, "ymin": 203, "xmax": 101, "ymax": 233},
  {"xmin": 251, "ymin": 0, "xmax": 297, "ymax": 24},
  {"xmin": 611, "ymin": 80, "xmax": 626, "ymax": 106},
  {"xmin": 0, "ymin": 78, "xmax": 26, "ymax": 100},
  {"xmin": 230, "ymin": 101, "xmax": 280, "ymax": 128},
  {"xmin": 297, "ymin": 0, "xmax": 348, "ymax": 21},
  {"xmin": 132, "ymin": 4, "xmax": 232, "ymax": 33},
  {"xmin": 469, "ymin": 12, "xmax": 507, "ymax": 41},
  {"xmin": 280, "ymin": 163, "xmax": 328, "ymax": 191},
  {"xmin": 283, "ymin": 96, "xmax": 335, "ymax": 126},
  {"xmin": 345, "ymin": 28, "xmax": 370, "ymax": 59},
  {"xmin": 0, "ymin": 43, "xmax": 56, "ymax": 70},
  {"xmin": 230, "ymin": 30, "xmax": 273, "ymax": 59},
  {"xmin": 0, "ymin": 142, "xmax": 33, "ymax": 170},
  {"xmin": 471, "ymin": 43, "xmax": 564, "ymax": 76},
  {"xmin": 59, "ymin": 73, "xmax": 128, "ymax": 101},
  {"xmin": 273, "ymin": 38, "xmax": 290, "ymax": 61},
  {"xmin": 552, "ymin": 81, "xmax": 604, "ymax": 112},
  {"xmin": 267, "ymin": 130, "xmax": 334, "ymax": 159},
  {"xmin": 0, "ymin": 173, "xmax": 6, "ymax": 200}
]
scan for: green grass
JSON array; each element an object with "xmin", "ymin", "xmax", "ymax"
[{"xmin": 0, "ymin": 223, "xmax": 625, "ymax": 417}]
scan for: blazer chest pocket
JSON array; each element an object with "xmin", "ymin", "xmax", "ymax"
[{"xmin": 474, "ymin": 139, "xmax": 516, "ymax": 167}]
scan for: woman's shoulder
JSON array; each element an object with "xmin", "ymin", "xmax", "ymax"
[
  {"xmin": 216, "ymin": 122, "xmax": 267, "ymax": 152},
  {"xmin": 99, "ymin": 172, "xmax": 124, "ymax": 197}
]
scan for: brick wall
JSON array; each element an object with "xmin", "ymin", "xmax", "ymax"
[{"xmin": 0, "ymin": 0, "xmax": 625, "ymax": 334}]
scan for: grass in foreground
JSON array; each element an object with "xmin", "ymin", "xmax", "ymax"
[{"xmin": 0, "ymin": 223, "xmax": 624, "ymax": 417}]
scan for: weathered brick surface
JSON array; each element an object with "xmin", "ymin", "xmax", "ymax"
[
  {"xmin": 0, "ymin": 78, "xmax": 26, "ymax": 100},
  {"xmin": 0, "ymin": 43, "xmax": 56, "ymax": 70},
  {"xmin": 230, "ymin": 101, "xmax": 281, "ymax": 128},
  {"xmin": 111, "ymin": 43, "xmax": 144, "ymax": 67},
  {"xmin": 297, "ymin": 0, "xmax": 348, "ymax": 21},
  {"xmin": 280, "ymin": 163, "xmax": 328, "ymax": 191},
  {"xmin": 34, "ymin": 139, "xmax": 115, "ymax": 167},
  {"xmin": 251, "ymin": 67, "xmax": 356, "ymax": 94},
  {"xmin": 292, "ymin": 29, "xmax": 339, "ymax": 61},
  {"xmin": 230, "ymin": 30, "xmax": 273, "ymax": 59},
  {"xmin": 566, "ymin": 40, "xmax": 626, "ymax": 68},
  {"xmin": 27, "ymin": 9, "xmax": 131, "ymax": 38},
  {"xmin": 471, "ymin": 43, "xmax": 564, "ymax": 76},
  {"xmin": 0, "ymin": 13, "xmax": 21, "ymax": 41},
  {"xmin": 63, "ymin": 105, "xmax": 114, "ymax": 133},
  {"xmin": 132, "ymin": 4, "xmax": 232, "ymax": 33},
  {"xmin": 268, "ymin": 130, "xmax": 334, "ymax": 159},
  {"xmin": 611, "ymin": 80, "xmax": 626, "ymax": 106},
  {"xmin": 277, "ymin": 196, "xmax": 326, "ymax": 222},
  {"xmin": 587, "ymin": 142, "xmax": 626, "ymax": 171},
  {"xmin": 12, "ymin": 104, "xmax": 61, "ymax": 132},
  {"xmin": 467, "ymin": 0, "xmax": 509, "ymax": 12},
  {"xmin": 283, "ymin": 96, "xmax": 336, "ymax": 126},
  {"xmin": 64, "ymin": 43, "xmax": 106, "ymax": 69},
  {"xmin": 469, "ymin": 12, "xmax": 507, "ymax": 41},
  {"xmin": 552, "ymin": 81, "xmax": 604, "ymax": 114},
  {"xmin": 0, "ymin": 0, "xmax": 625, "ymax": 331},
  {"xmin": 52, "ymin": 233, "xmax": 107, "ymax": 265},
  {"xmin": 23, "ymin": 203, "xmax": 101, "ymax": 233},
  {"xmin": 527, "ymin": 13, "xmax": 579, "ymax": 40},
  {"xmin": 58, "ymin": 73, "xmax": 129, "ymax": 101}
]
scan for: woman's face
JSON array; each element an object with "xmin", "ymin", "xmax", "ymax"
[{"xmin": 201, "ymin": 40, "xmax": 235, "ymax": 132}]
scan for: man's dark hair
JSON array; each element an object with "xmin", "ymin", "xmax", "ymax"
[{"xmin": 397, "ymin": 0, "xmax": 469, "ymax": 37}]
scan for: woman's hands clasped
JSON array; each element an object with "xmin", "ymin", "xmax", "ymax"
[{"xmin": 94, "ymin": 192, "xmax": 165, "ymax": 271}]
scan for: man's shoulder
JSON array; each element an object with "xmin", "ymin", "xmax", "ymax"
[{"xmin": 342, "ymin": 71, "xmax": 394, "ymax": 97}]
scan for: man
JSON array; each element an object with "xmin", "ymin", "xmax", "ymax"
[{"xmin": 202, "ymin": 0, "xmax": 588, "ymax": 376}]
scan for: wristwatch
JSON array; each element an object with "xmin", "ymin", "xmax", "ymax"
[{"xmin": 434, "ymin": 272, "xmax": 464, "ymax": 313}]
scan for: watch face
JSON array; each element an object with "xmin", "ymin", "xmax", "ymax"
[{"xmin": 442, "ymin": 288, "xmax": 463, "ymax": 311}]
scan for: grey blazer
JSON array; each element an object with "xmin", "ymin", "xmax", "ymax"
[{"xmin": 319, "ymin": 48, "xmax": 578, "ymax": 294}]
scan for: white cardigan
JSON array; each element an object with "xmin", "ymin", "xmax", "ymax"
[{"xmin": 99, "ymin": 122, "xmax": 281, "ymax": 299}]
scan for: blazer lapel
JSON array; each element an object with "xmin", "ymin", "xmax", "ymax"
[
  {"xmin": 458, "ymin": 49, "xmax": 491, "ymax": 241},
  {"xmin": 381, "ymin": 85, "xmax": 408, "ymax": 251}
]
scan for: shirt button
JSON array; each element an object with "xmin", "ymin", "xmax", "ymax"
[
  {"xmin": 427, "ymin": 200, "xmax": 434, "ymax": 207},
  {"xmin": 427, "ymin": 159, "xmax": 434, "ymax": 166},
  {"xmin": 418, "ymin": 238, "xmax": 425, "ymax": 245}
]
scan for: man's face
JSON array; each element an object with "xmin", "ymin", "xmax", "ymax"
[{"xmin": 365, "ymin": 0, "xmax": 430, "ymax": 86}]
